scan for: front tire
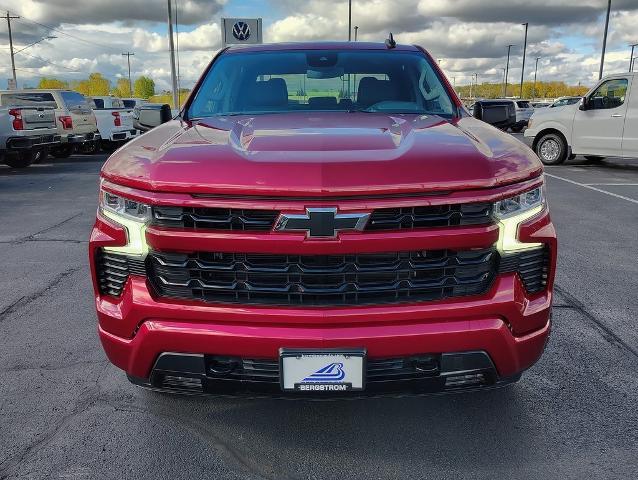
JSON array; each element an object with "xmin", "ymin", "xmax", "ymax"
[
  {"xmin": 535, "ymin": 133, "xmax": 568, "ymax": 165},
  {"xmin": 4, "ymin": 149, "xmax": 41, "ymax": 168}
]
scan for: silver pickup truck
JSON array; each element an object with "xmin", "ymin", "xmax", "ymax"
[{"xmin": 0, "ymin": 91, "xmax": 61, "ymax": 168}]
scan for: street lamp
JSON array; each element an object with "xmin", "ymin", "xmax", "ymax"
[
  {"xmin": 533, "ymin": 57, "xmax": 541, "ymax": 101},
  {"xmin": 599, "ymin": 0, "xmax": 612, "ymax": 79},
  {"xmin": 520, "ymin": 23, "xmax": 528, "ymax": 98},
  {"xmin": 14, "ymin": 35, "xmax": 56, "ymax": 54},
  {"xmin": 504, "ymin": 44, "xmax": 515, "ymax": 97},
  {"xmin": 630, "ymin": 43, "xmax": 638, "ymax": 72},
  {"xmin": 354, "ymin": 25, "xmax": 358, "ymax": 41}
]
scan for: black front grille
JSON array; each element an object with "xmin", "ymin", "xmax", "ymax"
[
  {"xmin": 499, "ymin": 246, "xmax": 550, "ymax": 293},
  {"xmin": 151, "ymin": 203, "xmax": 493, "ymax": 232},
  {"xmin": 152, "ymin": 206, "xmax": 279, "ymax": 231},
  {"xmin": 366, "ymin": 203, "xmax": 493, "ymax": 230},
  {"xmin": 204, "ymin": 355, "xmax": 441, "ymax": 384},
  {"xmin": 147, "ymin": 248, "xmax": 498, "ymax": 306},
  {"xmin": 95, "ymin": 251, "xmax": 146, "ymax": 297}
]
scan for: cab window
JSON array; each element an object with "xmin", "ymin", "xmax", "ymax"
[{"xmin": 588, "ymin": 78, "xmax": 628, "ymax": 110}]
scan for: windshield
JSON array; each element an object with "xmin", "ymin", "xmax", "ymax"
[{"xmin": 188, "ymin": 50, "xmax": 456, "ymax": 118}]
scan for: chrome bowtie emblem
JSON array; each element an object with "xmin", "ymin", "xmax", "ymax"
[
  {"xmin": 232, "ymin": 21, "xmax": 251, "ymax": 41},
  {"xmin": 274, "ymin": 208, "xmax": 370, "ymax": 238}
]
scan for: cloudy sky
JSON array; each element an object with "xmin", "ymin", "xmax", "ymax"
[{"xmin": 1, "ymin": 0, "xmax": 638, "ymax": 91}]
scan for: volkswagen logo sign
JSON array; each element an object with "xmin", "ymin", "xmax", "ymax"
[{"xmin": 232, "ymin": 21, "xmax": 251, "ymax": 41}]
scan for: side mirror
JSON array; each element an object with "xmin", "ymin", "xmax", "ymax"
[
  {"xmin": 133, "ymin": 104, "xmax": 172, "ymax": 132},
  {"xmin": 579, "ymin": 97, "xmax": 588, "ymax": 111}
]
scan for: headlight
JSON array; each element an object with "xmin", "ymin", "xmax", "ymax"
[
  {"xmin": 99, "ymin": 187, "xmax": 150, "ymax": 255},
  {"xmin": 494, "ymin": 185, "xmax": 544, "ymax": 219},
  {"xmin": 101, "ymin": 190, "xmax": 151, "ymax": 223},
  {"xmin": 495, "ymin": 184, "xmax": 546, "ymax": 252}
]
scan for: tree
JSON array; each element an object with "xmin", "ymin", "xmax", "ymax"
[
  {"xmin": 134, "ymin": 76, "xmax": 155, "ymax": 99},
  {"xmin": 112, "ymin": 78, "xmax": 132, "ymax": 97},
  {"xmin": 38, "ymin": 77, "xmax": 68, "ymax": 89},
  {"xmin": 75, "ymin": 73, "xmax": 111, "ymax": 96}
]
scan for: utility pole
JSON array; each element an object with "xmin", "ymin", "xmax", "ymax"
[
  {"xmin": 122, "ymin": 52, "xmax": 134, "ymax": 96},
  {"xmin": 520, "ymin": 23, "xmax": 528, "ymax": 99},
  {"xmin": 5, "ymin": 11, "xmax": 20, "ymax": 89},
  {"xmin": 474, "ymin": 73, "xmax": 479, "ymax": 98},
  {"xmin": 501, "ymin": 68, "xmax": 506, "ymax": 96},
  {"xmin": 348, "ymin": 0, "xmax": 352, "ymax": 41},
  {"xmin": 533, "ymin": 57, "xmax": 541, "ymax": 100},
  {"xmin": 630, "ymin": 44, "xmax": 638, "ymax": 72},
  {"xmin": 469, "ymin": 75, "xmax": 473, "ymax": 101},
  {"xmin": 167, "ymin": 0, "xmax": 179, "ymax": 109},
  {"xmin": 599, "ymin": 0, "xmax": 612, "ymax": 80},
  {"xmin": 504, "ymin": 44, "xmax": 515, "ymax": 97}
]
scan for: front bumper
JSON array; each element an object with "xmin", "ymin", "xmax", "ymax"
[{"xmin": 5, "ymin": 133, "xmax": 61, "ymax": 150}]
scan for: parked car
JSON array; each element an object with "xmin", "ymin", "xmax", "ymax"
[
  {"xmin": 549, "ymin": 96, "xmax": 582, "ymax": 108},
  {"xmin": 89, "ymin": 96, "xmax": 139, "ymax": 151},
  {"xmin": 471, "ymin": 99, "xmax": 516, "ymax": 130},
  {"xmin": 90, "ymin": 41, "xmax": 556, "ymax": 397},
  {"xmin": 532, "ymin": 102, "xmax": 551, "ymax": 109},
  {"xmin": 121, "ymin": 98, "xmax": 149, "ymax": 109},
  {"xmin": 511, "ymin": 100, "xmax": 534, "ymax": 132},
  {"xmin": 19, "ymin": 89, "xmax": 100, "ymax": 158},
  {"xmin": 0, "ymin": 91, "xmax": 61, "ymax": 168},
  {"xmin": 525, "ymin": 73, "xmax": 637, "ymax": 164}
]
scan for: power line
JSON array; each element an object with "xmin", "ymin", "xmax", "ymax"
[
  {"xmin": 0, "ymin": 5, "xmax": 117, "ymax": 52},
  {"xmin": 15, "ymin": 50, "xmax": 82, "ymax": 73}
]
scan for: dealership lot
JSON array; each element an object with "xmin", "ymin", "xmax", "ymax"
[{"xmin": 0, "ymin": 153, "xmax": 637, "ymax": 479}]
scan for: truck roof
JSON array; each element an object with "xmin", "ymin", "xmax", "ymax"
[{"xmin": 224, "ymin": 41, "xmax": 420, "ymax": 53}]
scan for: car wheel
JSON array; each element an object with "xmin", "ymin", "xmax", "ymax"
[
  {"xmin": 50, "ymin": 144, "xmax": 74, "ymax": 158},
  {"xmin": 3, "ymin": 149, "xmax": 39, "ymax": 168},
  {"xmin": 535, "ymin": 133, "xmax": 567, "ymax": 165},
  {"xmin": 584, "ymin": 155, "xmax": 605, "ymax": 163}
]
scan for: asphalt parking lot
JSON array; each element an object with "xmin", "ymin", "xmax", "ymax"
[{"xmin": 1, "ymin": 150, "xmax": 637, "ymax": 480}]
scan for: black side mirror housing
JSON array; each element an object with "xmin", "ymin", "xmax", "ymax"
[
  {"xmin": 579, "ymin": 97, "xmax": 588, "ymax": 111},
  {"xmin": 133, "ymin": 104, "xmax": 173, "ymax": 132}
]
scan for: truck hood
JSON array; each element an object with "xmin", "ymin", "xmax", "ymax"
[{"xmin": 102, "ymin": 112, "xmax": 542, "ymax": 196}]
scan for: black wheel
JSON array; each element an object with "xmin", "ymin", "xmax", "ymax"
[
  {"xmin": 510, "ymin": 125, "xmax": 524, "ymax": 133},
  {"xmin": 50, "ymin": 144, "xmax": 74, "ymax": 158},
  {"xmin": 100, "ymin": 140, "xmax": 117, "ymax": 153},
  {"xmin": 3, "ymin": 149, "xmax": 40, "ymax": 168},
  {"xmin": 535, "ymin": 132, "xmax": 568, "ymax": 165},
  {"xmin": 32, "ymin": 147, "xmax": 49, "ymax": 164},
  {"xmin": 584, "ymin": 155, "xmax": 605, "ymax": 162}
]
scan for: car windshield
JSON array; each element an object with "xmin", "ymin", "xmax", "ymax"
[{"xmin": 188, "ymin": 49, "xmax": 457, "ymax": 118}]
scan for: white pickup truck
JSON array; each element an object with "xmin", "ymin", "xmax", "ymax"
[
  {"xmin": 525, "ymin": 73, "xmax": 638, "ymax": 164},
  {"xmin": 89, "ymin": 96, "xmax": 139, "ymax": 151}
]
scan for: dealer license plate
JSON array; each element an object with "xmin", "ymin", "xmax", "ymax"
[{"xmin": 280, "ymin": 349, "xmax": 365, "ymax": 392}]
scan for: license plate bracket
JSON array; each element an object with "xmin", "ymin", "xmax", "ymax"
[{"xmin": 279, "ymin": 348, "xmax": 366, "ymax": 392}]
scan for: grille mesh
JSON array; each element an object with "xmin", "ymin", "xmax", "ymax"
[
  {"xmin": 499, "ymin": 246, "xmax": 550, "ymax": 293},
  {"xmin": 95, "ymin": 251, "xmax": 146, "ymax": 297}
]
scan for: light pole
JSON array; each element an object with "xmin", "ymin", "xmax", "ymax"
[
  {"xmin": 630, "ymin": 44, "xmax": 638, "ymax": 72},
  {"xmin": 504, "ymin": 44, "xmax": 515, "ymax": 97},
  {"xmin": 474, "ymin": 73, "xmax": 479, "ymax": 97},
  {"xmin": 354, "ymin": 25, "xmax": 358, "ymax": 41},
  {"xmin": 533, "ymin": 57, "xmax": 541, "ymax": 100},
  {"xmin": 348, "ymin": 0, "xmax": 352, "ymax": 41},
  {"xmin": 599, "ymin": 0, "xmax": 612, "ymax": 79},
  {"xmin": 122, "ymin": 52, "xmax": 134, "ymax": 97},
  {"xmin": 167, "ymin": 0, "xmax": 179, "ymax": 109},
  {"xmin": 520, "ymin": 22, "xmax": 528, "ymax": 99},
  {"xmin": 501, "ymin": 68, "xmax": 506, "ymax": 96}
]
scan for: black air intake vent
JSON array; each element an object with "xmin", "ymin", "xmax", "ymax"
[
  {"xmin": 95, "ymin": 250, "xmax": 146, "ymax": 297},
  {"xmin": 499, "ymin": 246, "xmax": 550, "ymax": 293}
]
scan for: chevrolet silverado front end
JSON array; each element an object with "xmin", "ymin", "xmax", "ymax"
[{"xmin": 90, "ymin": 42, "xmax": 556, "ymax": 397}]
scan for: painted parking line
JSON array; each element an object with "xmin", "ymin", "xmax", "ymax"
[
  {"xmin": 584, "ymin": 183, "xmax": 638, "ymax": 186},
  {"xmin": 544, "ymin": 173, "xmax": 638, "ymax": 205}
]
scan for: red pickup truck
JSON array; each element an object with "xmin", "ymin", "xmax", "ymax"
[{"xmin": 90, "ymin": 42, "xmax": 556, "ymax": 397}]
